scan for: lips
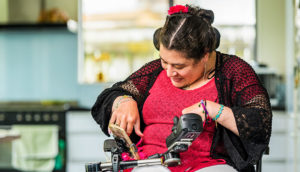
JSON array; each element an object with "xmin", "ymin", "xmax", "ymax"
[{"xmin": 171, "ymin": 77, "xmax": 183, "ymax": 82}]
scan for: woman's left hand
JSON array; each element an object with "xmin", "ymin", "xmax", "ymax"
[
  {"xmin": 182, "ymin": 100, "xmax": 239, "ymax": 136},
  {"xmin": 182, "ymin": 102, "xmax": 206, "ymax": 122}
]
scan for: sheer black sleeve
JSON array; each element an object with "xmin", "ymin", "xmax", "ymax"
[
  {"xmin": 91, "ymin": 59, "xmax": 162, "ymax": 136},
  {"xmin": 218, "ymin": 56, "xmax": 272, "ymax": 170}
]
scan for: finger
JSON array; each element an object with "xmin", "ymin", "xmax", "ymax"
[
  {"xmin": 109, "ymin": 114, "xmax": 116, "ymax": 124},
  {"xmin": 116, "ymin": 116, "xmax": 121, "ymax": 126},
  {"xmin": 120, "ymin": 117, "xmax": 127, "ymax": 132},
  {"xmin": 108, "ymin": 115, "xmax": 117, "ymax": 135},
  {"xmin": 126, "ymin": 123, "xmax": 133, "ymax": 136},
  {"xmin": 134, "ymin": 119, "xmax": 143, "ymax": 137}
]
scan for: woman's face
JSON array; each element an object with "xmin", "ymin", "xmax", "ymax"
[{"xmin": 159, "ymin": 44, "xmax": 205, "ymax": 88}]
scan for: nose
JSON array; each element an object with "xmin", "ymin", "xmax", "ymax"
[{"xmin": 166, "ymin": 66, "xmax": 176, "ymax": 77}]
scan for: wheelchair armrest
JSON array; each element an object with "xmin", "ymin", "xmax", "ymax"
[
  {"xmin": 264, "ymin": 146, "xmax": 269, "ymax": 155},
  {"xmin": 256, "ymin": 146, "xmax": 270, "ymax": 172}
]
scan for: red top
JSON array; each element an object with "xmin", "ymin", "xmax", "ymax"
[{"xmin": 141, "ymin": 70, "xmax": 226, "ymax": 172}]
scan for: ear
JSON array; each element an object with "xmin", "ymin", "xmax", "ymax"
[
  {"xmin": 202, "ymin": 52, "xmax": 210, "ymax": 63},
  {"xmin": 153, "ymin": 28, "xmax": 162, "ymax": 50}
]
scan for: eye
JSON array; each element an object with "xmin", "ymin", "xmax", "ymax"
[{"xmin": 174, "ymin": 65, "xmax": 184, "ymax": 70}]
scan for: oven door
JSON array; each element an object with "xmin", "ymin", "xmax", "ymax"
[
  {"xmin": 0, "ymin": 126, "xmax": 20, "ymax": 170},
  {"xmin": 0, "ymin": 108, "xmax": 67, "ymax": 172}
]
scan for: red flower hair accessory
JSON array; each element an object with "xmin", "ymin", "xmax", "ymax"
[{"xmin": 168, "ymin": 5, "xmax": 189, "ymax": 15}]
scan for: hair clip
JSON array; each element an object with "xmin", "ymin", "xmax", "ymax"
[{"xmin": 168, "ymin": 5, "xmax": 188, "ymax": 15}]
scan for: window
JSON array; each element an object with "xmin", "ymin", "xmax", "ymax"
[
  {"xmin": 175, "ymin": 0, "xmax": 256, "ymax": 62},
  {"xmin": 79, "ymin": 0, "xmax": 256, "ymax": 83},
  {"xmin": 79, "ymin": 0, "xmax": 168, "ymax": 83}
]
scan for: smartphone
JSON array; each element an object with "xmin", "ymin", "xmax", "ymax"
[{"xmin": 108, "ymin": 124, "xmax": 140, "ymax": 160}]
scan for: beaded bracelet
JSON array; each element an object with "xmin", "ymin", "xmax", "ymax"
[
  {"xmin": 198, "ymin": 99, "xmax": 210, "ymax": 124},
  {"xmin": 213, "ymin": 104, "xmax": 224, "ymax": 127}
]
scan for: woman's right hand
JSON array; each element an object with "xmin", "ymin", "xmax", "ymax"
[{"xmin": 109, "ymin": 96, "xmax": 144, "ymax": 137}]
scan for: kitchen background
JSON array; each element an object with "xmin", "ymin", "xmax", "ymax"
[{"xmin": 0, "ymin": 0, "xmax": 299, "ymax": 172}]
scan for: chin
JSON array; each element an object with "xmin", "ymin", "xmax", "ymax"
[{"xmin": 171, "ymin": 80, "xmax": 185, "ymax": 88}]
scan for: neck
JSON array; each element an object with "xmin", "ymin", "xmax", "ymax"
[
  {"xmin": 182, "ymin": 51, "xmax": 216, "ymax": 90},
  {"xmin": 205, "ymin": 51, "xmax": 216, "ymax": 78},
  {"xmin": 182, "ymin": 75, "xmax": 204, "ymax": 90}
]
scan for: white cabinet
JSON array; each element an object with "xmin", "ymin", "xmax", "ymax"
[
  {"xmin": 66, "ymin": 111, "xmax": 110, "ymax": 172},
  {"xmin": 262, "ymin": 110, "xmax": 288, "ymax": 171}
]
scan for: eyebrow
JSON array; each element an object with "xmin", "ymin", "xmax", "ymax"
[{"xmin": 159, "ymin": 56, "xmax": 185, "ymax": 66}]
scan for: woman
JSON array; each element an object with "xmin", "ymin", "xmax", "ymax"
[{"xmin": 91, "ymin": 4, "xmax": 272, "ymax": 172}]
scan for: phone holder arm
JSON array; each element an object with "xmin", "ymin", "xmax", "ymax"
[{"xmin": 85, "ymin": 113, "xmax": 203, "ymax": 172}]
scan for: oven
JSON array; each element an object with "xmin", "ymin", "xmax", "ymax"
[{"xmin": 0, "ymin": 102, "xmax": 69, "ymax": 172}]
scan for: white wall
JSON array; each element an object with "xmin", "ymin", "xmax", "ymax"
[{"xmin": 257, "ymin": 0, "xmax": 286, "ymax": 76}]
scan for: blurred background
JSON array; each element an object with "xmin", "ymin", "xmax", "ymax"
[{"xmin": 0, "ymin": 0, "xmax": 299, "ymax": 171}]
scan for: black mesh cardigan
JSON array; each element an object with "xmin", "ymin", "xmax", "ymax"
[{"xmin": 91, "ymin": 51, "xmax": 272, "ymax": 171}]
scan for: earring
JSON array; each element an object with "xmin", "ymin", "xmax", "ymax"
[{"xmin": 203, "ymin": 63, "xmax": 207, "ymax": 80}]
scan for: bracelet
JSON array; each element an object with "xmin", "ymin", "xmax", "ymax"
[
  {"xmin": 204, "ymin": 100, "xmax": 211, "ymax": 123},
  {"xmin": 198, "ymin": 99, "xmax": 210, "ymax": 124},
  {"xmin": 213, "ymin": 104, "xmax": 224, "ymax": 121},
  {"xmin": 114, "ymin": 95, "xmax": 133, "ymax": 110},
  {"xmin": 199, "ymin": 100, "xmax": 208, "ymax": 114}
]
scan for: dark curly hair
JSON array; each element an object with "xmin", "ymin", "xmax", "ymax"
[{"xmin": 153, "ymin": 5, "xmax": 220, "ymax": 61}]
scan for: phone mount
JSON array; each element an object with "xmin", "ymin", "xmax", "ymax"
[
  {"xmin": 164, "ymin": 113, "xmax": 203, "ymax": 166},
  {"xmin": 85, "ymin": 113, "xmax": 203, "ymax": 172}
]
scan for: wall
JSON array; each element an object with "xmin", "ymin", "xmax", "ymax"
[
  {"xmin": 8, "ymin": 0, "xmax": 40, "ymax": 23},
  {"xmin": 46, "ymin": 0, "xmax": 78, "ymax": 21},
  {"xmin": 0, "ymin": 0, "xmax": 8, "ymax": 23},
  {"xmin": 0, "ymin": 29, "xmax": 104, "ymax": 108},
  {"xmin": 257, "ymin": 0, "xmax": 286, "ymax": 76},
  {"xmin": 3, "ymin": 0, "xmax": 77, "ymax": 23},
  {"xmin": 0, "ymin": 29, "xmax": 77, "ymax": 100}
]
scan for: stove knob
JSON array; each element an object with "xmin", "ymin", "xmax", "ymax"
[
  {"xmin": 43, "ymin": 113, "xmax": 50, "ymax": 121},
  {"xmin": 16, "ymin": 114, "xmax": 23, "ymax": 121},
  {"xmin": 52, "ymin": 113, "xmax": 59, "ymax": 121},
  {"xmin": 34, "ymin": 113, "xmax": 41, "ymax": 122},
  {"xmin": 25, "ymin": 113, "xmax": 32, "ymax": 121},
  {"xmin": 0, "ymin": 114, "xmax": 5, "ymax": 121}
]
